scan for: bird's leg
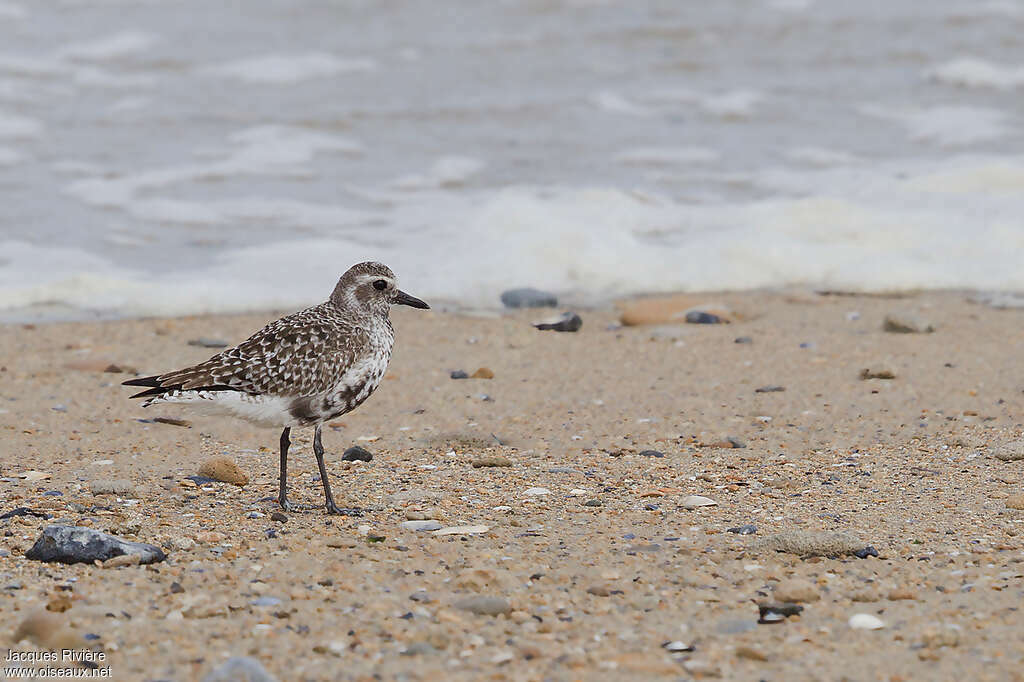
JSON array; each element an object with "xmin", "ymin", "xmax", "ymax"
[
  {"xmin": 277, "ymin": 427, "xmax": 293, "ymax": 512},
  {"xmin": 313, "ymin": 425, "xmax": 362, "ymax": 516}
]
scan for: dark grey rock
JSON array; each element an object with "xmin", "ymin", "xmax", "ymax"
[
  {"xmin": 24, "ymin": 525, "xmax": 166, "ymax": 565},
  {"xmin": 547, "ymin": 467, "xmax": 580, "ymax": 474},
  {"xmin": 454, "ymin": 595, "xmax": 511, "ymax": 616},
  {"xmin": 583, "ymin": 499, "xmax": 603, "ymax": 507},
  {"xmin": 638, "ymin": 450, "xmax": 665, "ymax": 458},
  {"xmin": 0, "ymin": 507, "xmax": 51, "ymax": 520},
  {"xmin": 270, "ymin": 512, "xmax": 288, "ymax": 523},
  {"xmin": 342, "ymin": 446, "xmax": 372, "ymax": 462},
  {"xmin": 202, "ymin": 657, "xmax": 277, "ymax": 682},
  {"xmin": 758, "ymin": 602, "xmax": 803, "ymax": 624},
  {"xmin": 754, "ymin": 386, "xmax": 785, "ymax": 393},
  {"xmin": 500, "ymin": 288, "xmax": 557, "ymax": 309},
  {"xmin": 853, "ymin": 545, "xmax": 879, "ymax": 559},
  {"xmin": 734, "ymin": 336, "xmax": 753, "ymax": 344},
  {"xmin": 188, "ymin": 338, "xmax": 229, "ymax": 348},
  {"xmin": 727, "ymin": 525, "xmax": 758, "ymax": 535},
  {"xmin": 685, "ymin": 311, "xmax": 725, "ymax": 324},
  {"xmin": 533, "ymin": 312, "xmax": 582, "ymax": 332},
  {"xmin": 450, "ymin": 370, "xmax": 469, "ymax": 379}
]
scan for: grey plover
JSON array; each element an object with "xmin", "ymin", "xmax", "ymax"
[{"xmin": 123, "ymin": 262, "xmax": 429, "ymax": 514}]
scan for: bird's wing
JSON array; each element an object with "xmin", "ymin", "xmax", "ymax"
[{"xmin": 126, "ymin": 305, "xmax": 369, "ymax": 398}]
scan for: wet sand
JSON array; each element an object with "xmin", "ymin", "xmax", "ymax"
[{"xmin": 1, "ymin": 291, "xmax": 1023, "ymax": 681}]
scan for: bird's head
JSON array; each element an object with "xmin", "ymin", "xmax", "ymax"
[{"xmin": 330, "ymin": 261, "xmax": 430, "ymax": 316}]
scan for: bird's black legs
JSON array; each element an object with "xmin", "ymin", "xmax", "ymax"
[
  {"xmin": 277, "ymin": 427, "xmax": 293, "ymax": 512},
  {"xmin": 313, "ymin": 425, "xmax": 362, "ymax": 516}
]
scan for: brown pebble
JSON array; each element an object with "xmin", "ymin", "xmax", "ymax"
[
  {"xmin": 153, "ymin": 416, "xmax": 192, "ymax": 427},
  {"xmin": 46, "ymin": 593, "xmax": 73, "ymax": 613},
  {"xmin": 586, "ymin": 585, "xmax": 611, "ymax": 597},
  {"xmin": 1006, "ymin": 494, "xmax": 1024, "ymax": 510},
  {"xmin": 736, "ymin": 645, "xmax": 769, "ymax": 662},
  {"xmin": 470, "ymin": 367, "xmax": 494, "ymax": 379},
  {"xmin": 472, "ymin": 456, "xmax": 512, "ymax": 468},
  {"xmin": 197, "ymin": 457, "xmax": 249, "ymax": 486},
  {"xmin": 888, "ymin": 587, "xmax": 918, "ymax": 601},
  {"xmin": 104, "ymin": 554, "xmax": 142, "ymax": 568}
]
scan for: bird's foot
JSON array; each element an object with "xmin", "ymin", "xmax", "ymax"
[
  {"xmin": 325, "ymin": 501, "xmax": 363, "ymax": 516},
  {"xmin": 278, "ymin": 496, "xmax": 295, "ymax": 513}
]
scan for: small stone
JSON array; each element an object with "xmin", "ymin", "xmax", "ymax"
[
  {"xmin": 921, "ymin": 625, "xmax": 960, "ymax": 649},
  {"xmin": 170, "ymin": 582, "xmax": 184, "ymax": 594},
  {"xmin": 727, "ymin": 524, "xmax": 757, "ymax": 535},
  {"xmin": 758, "ymin": 603, "xmax": 802, "ymax": 624},
  {"xmin": 472, "ymin": 456, "xmax": 512, "ymax": 468},
  {"xmin": 586, "ymin": 585, "xmax": 611, "ymax": 597},
  {"xmin": 401, "ymin": 520, "xmax": 442, "ymax": 532},
  {"xmin": 754, "ymin": 385, "xmax": 786, "ymax": 393},
  {"xmin": 103, "ymin": 554, "xmax": 142, "ymax": 568},
  {"xmin": 773, "ymin": 578, "xmax": 820, "ymax": 603},
  {"xmin": 450, "ymin": 370, "xmax": 469, "ymax": 379},
  {"xmin": 883, "ymin": 313, "xmax": 934, "ymax": 334},
  {"xmin": 342, "ymin": 446, "xmax": 373, "ymax": 462},
  {"xmin": 681, "ymin": 495, "xmax": 717, "ymax": 509},
  {"xmin": 201, "ymin": 656, "xmax": 278, "ymax": 682},
  {"xmin": 409, "ymin": 591, "xmax": 432, "ymax": 602},
  {"xmin": 0, "ymin": 507, "xmax": 51, "ymax": 520},
  {"xmin": 433, "ymin": 525, "xmax": 489, "ymax": 536},
  {"xmin": 90, "ymin": 479, "xmax": 135, "ymax": 496},
  {"xmin": 500, "ymin": 288, "xmax": 557, "ymax": 309},
  {"xmin": 153, "ymin": 416, "xmax": 191, "ymax": 427},
  {"xmin": 662, "ymin": 640, "xmax": 693, "ymax": 653},
  {"xmin": 583, "ymin": 499, "xmax": 603, "ymax": 507},
  {"xmin": 524, "ymin": 487, "xmax": 550, "ymax": 496},
  {"xmin": 685, "ymin": 310, "xmax": 726, "ymax": 324},
  {"xmin": 188, "ymin": 338, "xmax": 229, "ymax": 348},
  {"xmin": 754, "ymin": 530, "xmax": 865, "ymax": 558},
  {"xmin": 1006, "ymin": 494, "xmax": 1024, "ymax": 510},
  {"xmin": 454, "ymin": 595, "xmax": 511, "ymax": 616},
  {"xmin": 735, "ymin": 645, "xmax": 769, "ymax": 662},
  {"xmin": 638, "ymin": 450, "xmax": 665, "ymax": 458},
  {"xmin": 533, "ymin": 312, "xmax": 582, "ymax": 332},
  {"xmin": 270, "ymin": 512, "xmax": 288, "ymax": 523},
  {"xmin": 25, "ymin": 525, "xmax": 166, "ymax": 565},
  {"xmin": 853, "ymin": 546, "xmax": 880, "ymax": 559},
  {"xmin": 734, "ymin": 336, "xmax": 753, "ymax": 344},
  {"xmin": 860, "ymin": 368, "xmax": 896, "ymax": 380},
  {"xmin": 470, "ymin": 367, "xmax": 494, "ymax": 379},
  {"xmin": 887, "ymin": 587, "xmax": 918, "ymax": 601},
  {"xmin": 993, "ymin": 440, "xmax": 1024, "ymax": 461},
  {"xmin": 849, "ymin": 613, "xmax": 885, "ymax": 630},
  {"xmin": 251, "ymin": 596, "xmax": 282, "ymax": 607},
  {"xmin": 167, "ymin": 536, "xmax": 195, "ymax": 552},
  {"xmin": 197, "ymin": 457, "xmax": 248, "ymax": 486}
]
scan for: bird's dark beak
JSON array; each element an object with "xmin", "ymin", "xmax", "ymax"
[{"xmin": 393, "ymin": 290, "xmax": 430, "ymax": 309}]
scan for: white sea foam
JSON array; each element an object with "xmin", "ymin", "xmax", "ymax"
[
  {"xmin": 10, "ymin": 154, "xmax": 1024, "ymax": 318},
  {"xmin": 861, "ymin": 105, "xmax": 1011, "ymax": 147},
  {"xmin": 784, "ymin": 147, "xmax": 860, "ymax": 167},
  {"xmin": 929, "ymin": 57, "xmax": 1024, "ymax": 90},
  {"xmin": 591, "ymin": 91, "xmax": 652, "ymax": 116},
  {"xmin": 207, "ymin": 53, "xmax": 376, "ymax": 84},
  {"xmin": 390, "ymin": 156, "xmax": 485, "ymax": 190},
  {"xmin": 646, "ymin": 88, "xmax": 762, "ymax": 119},
  {"xmin": 615, "ymin": 147, "xmax": 720, "ymax": 166}
]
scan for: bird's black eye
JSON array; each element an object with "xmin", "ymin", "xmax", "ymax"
[{"xmin": 373, "ymin": 279, "xmax": 387, "ymax": 291}]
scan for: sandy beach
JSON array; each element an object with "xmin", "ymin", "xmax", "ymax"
[{"xmin": 2, "ymin": 290, "xmax": 1024, "ymax": 681}]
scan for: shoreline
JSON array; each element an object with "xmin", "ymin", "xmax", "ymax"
[{"xmin": 1, "ymin": 289, "xmax": 1023, "ymax": 680}]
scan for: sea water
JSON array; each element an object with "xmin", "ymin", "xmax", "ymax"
[{"xmin": 0, "ymin": 0, "xmax": 1023, "ymax": 319}]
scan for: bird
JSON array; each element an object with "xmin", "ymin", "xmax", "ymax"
[{"xmin": 123, "ymin": 261, "xmax": 429, "ymax": 514}]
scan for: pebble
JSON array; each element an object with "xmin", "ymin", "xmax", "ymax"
[
  {"xmin": 524, "ymin": 487, "xmax": 551, "ymax": 496},
  {"xmin": 773, "ymin": 578, "xmax": 820, "ymax": 603},
  {"xmin": 1006, "ymin": 494, "xmax": 1024, "ymax": 510},
  {"xmin": 758, "ymin": 603, "xmax": 802, "ymax": 623},
  {"xmin": 638, "ymin": 450, "xmax": 665, "ymax": 458},
  {"xmin": 454, "ymin": 595, "xmax": 511, "ymax": 616},
  {"xmin": 103, "ymin": 554, "xmax": 141, "ymax": 568},
  {"xmin": 433, "ymin": 525, "xmax": 489, "ymax": 536},
  {"xmin": 849, "ymin": 613, "xmax": 885, "ymax": 630},
  {"xmin": 583, "ymin": 499, "xmax": 603, "ymax": 507},
  {"xmin": 734, "ymin": 336, "xmax": 753, "ymax": 344},
  {"xmin": 470, "ymin": 367, "xmax": 494, "ymax": 379},
  {"xmin": 342, "ymin": 446, "xmax": 373, "ymax": 462},
  {"xmin": 450, "ymin": 370, "xmax": 469, "ymax": 379},
  {"xmin": 887, "ymin": 587, "xmax": 918, "ymax": 601},
  {"xmin": 727, "ymin": 524, "xmax": 757, "ymax": 535},
  {"xmin": 685, "ymin": 310, "xmax": 726, "ymax": 324},
  {"xmin": 153, "ymin": 416, "xmax": 192, "ymax": 427},
  {"xmin": 619, "ymin": 296, "xmax": 695, "ymax": 326},
  {"xmin": 201, "ymin": 656, "xmax": 278, "ymax": 682},
  {"xmin": 586, "ymin": 585, "xmax": 611, "ymax": 597},
  {"xmin": 25, "ymin": 525, "xmax": 166, "ymax": 565},
  {"xmin": 754, "ymin": 530, "xmax": 865, "ymax": 557},
  {"xmin": 472, "ymin": 456, "xmax": 512, "ymax": 468},
  {"xmin": 754, "ymin": 385, "xmax": 785, "ymax": 393},
  {"xmin": 270, "ymin": 512, "xmax": 288, "ymax": 523},
  {"xmin": 251, "ymin": 596, "xmax": 282, "ymax": 607},
  {"xmin": 662, "ymin": 640, "xmax": 694, "ymax": 653},
  {"xmin": 500, "ymin": 288, "xmax": 557, "ymax": 309},
  {"xmin": 533, "ymin": 312, "xmax": 582, "ymax": 332},
  {"xmin": 197, "ymin": 457, "xmax": 249, "ymax": 486},
  {"xmin": 188, "ymin": 337, "xmax": 230, "ymax": 348},
  {"xmin": 992, "ymin": 440, "xmax": 1024, "ymax": 461},
  {"xmin": 401, "ymin": 520, "xmax": 442, "ymax": 532},
  {"xmin": 90, "ymin": 478, "xmax": 135, "ymax": 496},
  {"xmin": 736, "ymin": 645, "xmax": 769, "ymax": 662},
  {"xmin": 860, "ymin": 367, "xmax": 896, "ymax": 380},
  {"xmin": 921, "ymin": 625, "xmax": 960, "ymax": 649},
  {"xmin": 681, "ymin": 495, "xmax": 717, "ymax": 509},
  {"xmin": 853, "ymin": 546, "xmax": 880, "ymax": 559},
  {"xmin": 883, "ymin": 313, "xmax": 935, "ymax": 334}
]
